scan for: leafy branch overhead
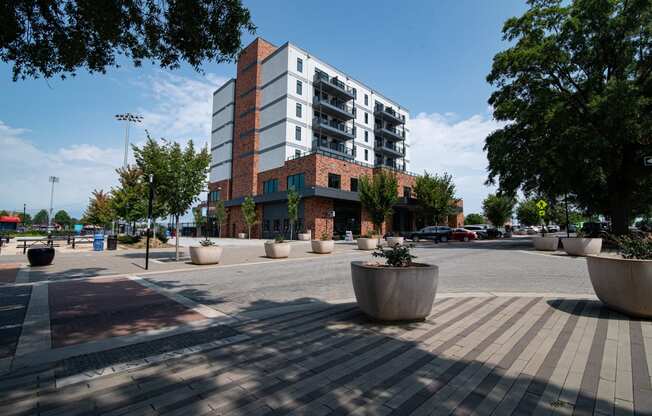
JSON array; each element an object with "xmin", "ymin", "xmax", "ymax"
[{"xmin": 0, "ymin": 0, "xmax": 256, "ymax": 80}]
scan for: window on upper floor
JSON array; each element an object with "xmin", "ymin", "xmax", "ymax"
[
  {"xmin": 209, "ymin": 190, "xmax": 220, "ymax": 201},
  {"xmin": 364, "ymin": 149, "xmax": 369, "ymax": 161},
  {"xmin": 364, "ymin": 112, "xmax": 368, "ymax": 124},
  {"xmin": 263, "ymin": 179, "xmax": 279, "ymax": 194},
  {"xmin": 297, "ymin": 57, "xmax": 303, "ymax": 72},
  {"xmin": 350, "ymin": 178, "xmax": 359, "ymax": 192},
  {"xmin": 287, "ymin": 173, "xmax": 305, "ymax": 191},
  {"xmin": 295, "ymin": 126, "xmax": 301, "ymax": 141},
  {"xmin": 328, "ymin": 173, "xmax": 341, "ymax": 189},
  {"xmin": 296, "ymin": 80, "xmax": 302, "ymax": 95},
  {"xmin": 364, "ymin": 130, "xmax": 369, "ymax": 142},
  {"xmin": 296, "ymin": 103, "xmax": 302, "ymax": 118},
  {"xmin": 295, "ymin": 149, "xmax": 301, "ymax": 158},
  {"xmin": 352, "ymin": 87, "xmax": 357, "ymax": 99},
  {"xmin": 364, "ymin": 94, "xmax": 368, "ymax": 106}
]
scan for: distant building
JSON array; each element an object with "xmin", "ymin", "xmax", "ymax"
[{"xmin": 0, "ymin": 216, "xmax": 20, "ymax": 232}]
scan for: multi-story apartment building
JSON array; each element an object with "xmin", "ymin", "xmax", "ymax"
[{"xmin": 207, "ymin": 38, "xmax": 462, "ymax": 238}]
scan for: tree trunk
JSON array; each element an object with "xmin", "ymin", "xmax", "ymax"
[
  {"xmin": 290, "ymin": 220, "xmax": 293, "ymax": 241},
  {"xmin": 248, "ymin": 225, "xmax": 251, "ymax": 239},
  {"xmin": 609, "ymin": 193, "xmax": 630, "ymax": 235},
  {"xmin": 175, "ymin": 215, "xmax": 180, "ymax": 261}
]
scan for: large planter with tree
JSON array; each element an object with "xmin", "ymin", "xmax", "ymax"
[
  {"xmin": 241, "ymin": 196, "xmax": 257, "ymax": 239},
  {"xmin": 358, "ymin": 171, "xmax": 398, "ymax": 252},
  {"xmin": 586, "ymin": 236, "xmax": 652, "ymax": 318},
  {"xmin": 311, "ymin": 232, "xmax": 334, "ymax": 254},
  {"xmin": 351, "ymin": 245, "xmax": 438, "ymax": 321},
  {"xmin": 533, "ymin": 236, "xmax": 559, "ymax": 251},
  {"xmin": 189, "ymin": 239, "xmax": 223, "ymax": 265},
  {"xmin": 265, "ymin": 236, "xmax": 291, "ymax": 258},
  {"xmin": 27, "ymin": 245, "xmax": 55, "ymax": 267},
  {"xmin": 561, "ymin": 237, "xmax": 602, "ymax": 256}
]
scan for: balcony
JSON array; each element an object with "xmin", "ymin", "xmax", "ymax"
[
  {"xmin": 374, "ymin": 124, "xmax": 404, "ymax": 141},
  {"xmin": 313, "ymin": 117, "xmax": 355, "ymax": 141},
  {"xmin": 375, "ymin": 158, "xmax": 407, "ymax": 171},
  {"xmin": 374, "ymin": 104, "xmax": 405, "ymax": 125},
  {"xmin": 313, "ymin": 139, "xmax": 355, "ymax": 160},
  {"xmin": 313, "ymin": 70, "xmax": 355, "ymax": 101},
  {"xmin": 375, "ymin": 140, "xmax": 405, "ymax": 157},
  {"xmin": 313, "ymin": 96, "xmax": 355, "ymax": 121}
]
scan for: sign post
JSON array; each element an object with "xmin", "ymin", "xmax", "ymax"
[{"xmin": 536, "ymin": 199, "xmax": 548, "ymax": 236}]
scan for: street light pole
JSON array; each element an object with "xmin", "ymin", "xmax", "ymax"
[
  {"xmin": 114, "ymin": 113, "xmax": 143, "ymax": 169},
  {"xmin": 48, "ymin": 176, "xmax": 59, "ymax": 229},
  {"xmin": 145, "ymin": 174, "xmax": 154, "ymax": 270}
]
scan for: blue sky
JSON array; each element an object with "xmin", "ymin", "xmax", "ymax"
[{"xmin": 0, "ymin": 0, "xmax": 527, "ymax": 219}]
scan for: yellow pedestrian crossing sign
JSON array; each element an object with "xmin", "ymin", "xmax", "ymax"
[
  {"xmin": 538, "ymin": 210, "xmax": 546, "ymax": 217},
  {"xmin": 536, "ymin": 200, "xmax": 547, "ymax": 210}
]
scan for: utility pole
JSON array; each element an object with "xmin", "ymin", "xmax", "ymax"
[
  {"xmin": 114, "ymin": 113, "xmax": 143, "ymax": 169},
  {"xmin": 145, "ymin": 174, "xmax": 154, "ymax": 270},
  {"xmin": 48, "ymin": 176, "xmax": 59, "ymax": 230},
  {"xmin": 22, "ymin": 203, "xmax": 26, "ymax": 226}
]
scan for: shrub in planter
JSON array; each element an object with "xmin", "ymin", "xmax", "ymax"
[
  {"xmin": 27, "ymin": 245, "xmax": 55, "ymax": 267},
  {"xmin": 265, "ymin": 235, "xmax": 291, "ymax": 258},
  {"xmin": 118, "ymin": 234, "xmax": 141, "ymax": 245},
  {"xmin": 312, "ymin": 232, "xmax": 334, "ymax": 254},
  {"xmin": 385, "ymin": 235, "xmax": 404, "ymax": 247},
  {"xmin": 189, "ymin": 238, "xmax": 223, "ymax": 265},
  {"xmin": 351, "ymin": 244, "xmax": 438, "ymax": 321},
  {"xmin": 587, "ymin": 235, "xmax": 652, "ymax": 318}
]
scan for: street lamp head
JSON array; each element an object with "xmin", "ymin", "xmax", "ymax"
[
  {"xmin": 115, "ymin": 113, "xmax": 143, "ymax": 123},
  {"xmin": 49, "ymin": 176, "xmax": 59, "ymax": 183}
]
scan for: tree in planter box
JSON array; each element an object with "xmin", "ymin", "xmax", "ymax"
[
  {"xmin": 286, "ymin": 189, "xmax": 300, "ymax": 240},
  {"xmin": 359, "ymin": 170, "xmax": 398, "ymax": 243},
  {"xmin": 242, "ymin": 196, "xmax": 257, "ymax": 239}
]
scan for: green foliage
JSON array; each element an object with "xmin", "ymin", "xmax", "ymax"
[
  {"xmin": 111, "ymin": 165, "xmax": 148, "ymax": 225},
  {"xmin": 286, "ymin": 189, "xmax": 300, "ymax": 239},
  {"xmin": 199, "ymin": 238, "xmax": 215, "ymax": 247},
  {"xmin": 132, "ymin": 137, "xmax": 169, "ymax": 220},
  {"xmin": 53, "ymin": 210, "xmax": 72, "ymax": 229},
  {"xmin": 464, "ymin": 213, "xmax": 485, "ymax": 225},
  {"xmin": 82, "ymin": 190, "xmax": 115, "ymax": 228},
  {"xmin": 193, "ymin": 209, "xmax": 205, "ymax": 226},
  {"xmin": 18, "ymin": 212, "xmax": 31, "ymax": 225},
  {"xmin": 617, "ymin": 235, "xmax": 652, "ymax": 260},
  {"xmin": 274, "ymin": 234, "xmax": 285, "ymax": 243},
  {"xmin": 516, "ymin": 200, "xmax": 540, "ymax": 226},
  {"xmin": 213, "ymin": 200, "xmax": 227, "ymax": 235},
  {"xmin": 373, "ymin": 244, "xmax": 417, "ymax": 267},
  {"xmin": 33, "ymin": 209, "xmax": 49, "ymax": 225},
  {"xmin": 241, "ymin": 196, "xmax": 257, "ymax": 239},
  {"xmin": 485, "ymin": 0, "xmax": 652, "ymax": 235},
  {"xmin": 414, "ymin": 172, "xmax": 457, "ymax": 225},
  {"xmin": 2, "ymin": 0, "xmax": 256, "ymax": 81},
  {"xmin": 359, "ymin": 170, "xmax": 399, "ymax": 234},
  {"xmin": 156, "ymin": 232, "xmax": 169, "ymax": 244},
  {"xmin": 117, "ymin": 234, "xmax": 141, "ymax": 244},
  {"xmin": 483, "ymin": 194, "xmax": 515, "ymax": 228},
  {"xmin": 0, "ymin": 210, "xmax": 8, "ymax": 216},
  {"xmin": 321, "ymin": 232, "xmax": 331, "ymax": 241}
]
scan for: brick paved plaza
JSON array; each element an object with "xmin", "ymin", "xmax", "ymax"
[{"xmin": 0, "ymin": 240, "xmax": 650, "ymax": 415}]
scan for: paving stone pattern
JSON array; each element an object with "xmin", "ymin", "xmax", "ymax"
[
  {"xmin": 0, "ymin": 285, "xmax": 31, "ymax": 359},
  {"xmin": 0, "ymin": 296, "xmax": 649, "ymax": 415}
]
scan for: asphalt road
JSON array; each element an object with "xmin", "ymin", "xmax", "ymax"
[{"xmin": 143, "ymin": 239, "xmax": 594, "ymax": 316}]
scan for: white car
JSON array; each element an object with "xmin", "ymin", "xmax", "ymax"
[{"xmin": 547, "ymin": 224, "xmax": 560, "ymax": 233}]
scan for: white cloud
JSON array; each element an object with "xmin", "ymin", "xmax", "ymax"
[{"xmin": 407, "ymin": 112, "xmax": 505, "ymax": 214}]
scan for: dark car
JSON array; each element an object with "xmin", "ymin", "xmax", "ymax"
[
  {"xmin": 581, "ymin": 222, "xmax": 609, "ymax": 238},
  {"xmin": 485, "ymin": 228, "xmax": 504, "ymax": 239},
  {"xmin": 409, "ymin": 226, "xmax": 453, "ymax": 242},
  {"xmin": 463, "ymin": 225, "xmax": 488, "ymax": 240}
]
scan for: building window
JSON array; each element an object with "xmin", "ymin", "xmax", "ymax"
[
  {"xmin": 287, "ymin": 173, "xmax": 305, "ymax": 190},
  {"xmin": 352, "ymin": 87, "xmax": 357, "ymax": 98},
  {"xmin": 263, "ymin": 178, "xmax": 279, "ymax": 194},
  {"xmin": 404, "ymin": 186, "xmax": 412, "ymax": 199},
  {"xmin": 364, "ymin": 149, "xmax": 369, "ymax": 161},
  {"xmin": 364, "ymin": 94, "xmax": 368, "ymax": 106},
  {"xmin": 296, "ymin": 103, "xmax": 302, "ymax": 118},
  {"xmin": 350, "ymin": 178, "xmax": 359, "ymax": 192},
  {"xmin": 295, "ymin": 149, "xmax": 301, "ymax": 158},
  {"xmin": 273, "ymin": 219, "xmax": 280, "ymax": 232},
  {"xmin": 328, "ymin": 173, "xmax": 341, "ymax": 189},
  {"xmin": 364, "ymin": 112, "xmax": 368, "ymax": 124},
  {"xmin": 295, "ymin": 126, "xmax": 301, "ymax": 141},
  {"xmin": 209, "ymin": 190, "xmax": 220, "ymax": 201},
  {"xmin": 364, "ymin": 130, "xmax": 368, "ymax": 142},
  {"xmin": 297, "ymin": 57, "xmax": 303, "ymax": 72},
  {"xmin": 296, "ymin": 80, "xmax": 302, "ymax": 95}
]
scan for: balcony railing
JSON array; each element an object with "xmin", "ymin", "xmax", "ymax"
[
  {"xmin": 314, "ymin": 70, "xmax": 355, "ymax": 100},
  {"xmin": 313, "ymin": 139, "xmax": 355, "ymax": 159},
  {"xmin": 375, "ymin": 140, "xmax": 405, "ymax": 156},
  {"xmin": 313, "ymin": 96, "xmax": 355, "ymax": 120},
  {"xmin": 313, "ymin": 117, "xmax": 355, "ymax": 140},
  {"xmin": 374, "ymin": 104, "xmax": 405, "ymax": 125},
  {"xmin": 374, "ymin": 124, "xmax": 404, "ymax": 140}
]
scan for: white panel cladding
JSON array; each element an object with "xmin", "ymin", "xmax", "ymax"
[
  {"xmin": 209, "ymin": 161, "xmax": 231, "ymax": 183},
  {"xmin": 261, "ymin": 47, "xmax": 289, "ymax": 85},
  {"xmin": 259, "ymin": 123, "xmax": 286, "ymax": 152},
  {"xmin": 261, "ymin": 74, "xmax": 287, "ymax": 107},
  {"xmin": 260, "ymin": 97, "xmax": 287, "ymax": 129},
  {"xmin": 212, "ymin": 105, "xmax": 234, "ymax": 133},
  {"xmin": 258, "ymin": 147, "xmax": 286, "ymax": 173},
  {"xmin": 212, "ymin": 80, "xmax": 235, "ymax": 113},
  {"xmin": 211, "ymin": 143, "xmax": 231, "ymax": 164}
]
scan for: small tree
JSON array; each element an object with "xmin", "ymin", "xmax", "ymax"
[
  {"xmin": 464, "ymin": 213, "xmax": 485, "ymax": 225},
  {"xmin": 54, "ymin": 210, "xmax": 73, "ymax": 229},
  {"xmin": 414, "ymin": 172, "xmax": 457, "ymax": 225},
  {"xmin": 214, "ymin": 200, "xmax": 227, "ymax": 238},
  {"xmin": 359, "ymin": 170, "xmax": 398, "ymax": 243},
  {"xmin": 111, "ymin": 165, "xmax": 148, "ymax": 232},
  {"xmin": 0, "ymin": 210, "xmax": 9, "ymax": 217},
  {"xmin": 18, "ymin": 212, "xmax": 31, "ymax": 226},
  {"xmin": 516, "ymin": 200, "xmax": 540, "ymax": 226},
  {"xmin": 241, "ymin": 196, "xmax": 257, "ymax": 239},
  {"xmin": 82, "ymin": 190, "xmax": 115, "ymax": 229},
  {"xmin": 287, "ymin": 189, "xmax": 300, "ymax": 240},
  {"xmin": 193, "ymin": 209, "xmax": 205, "ymax": 236},
  {"xmin": 482, "ymin": 194, "xmax": 515, "ymax": 228},
  {"xmin": 33, "ymin": 209, "xmax": 49, "ymax": 225}
]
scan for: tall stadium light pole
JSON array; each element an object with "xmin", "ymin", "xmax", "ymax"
[
  {"xmin": 48, "ymin": 176, "xmax": 59, "ymax": 229},
  {"xmin": 114, "ymin": 113, "xmax": 143, "ymax": 169}
]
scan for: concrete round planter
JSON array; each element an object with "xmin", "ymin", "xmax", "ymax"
[
  {"xmin": 237, "ymin": 233, "xmax": 247, "ymax": 239},
  {"xmin": 311, "ymin": 240, "xmax": 334, "ymax": 254},
  {"xmin": 264, "ymin": 241, "xmax": 291, "ymax": 258},
  {"xmin": 357, "ymin": 238, "xmax": 379, "ymax": 251},
  {"xmin": 385, "ymin": 237, "xmax": 404, "ymax": 247},
  {"xmin": 562, "ymin": 238, "xmax": 602, "ymax": 256},
  {"xmin": 189, "ymin": 245, "xmax": 223, "ymax": 265},
  {"xmin": 297, "ymin": 232, "xmax": 311, "ymax": 241},
  {"xmin": 533, "ymin": 236, "xmax": 559, "ymax": 251},
  {"xmin": 587, "ymin": 255, "xmax": 652, "ymax": 318},
  {"xmin": 351, "ymin": 261, "xmax": 439, "ymax": 321}
]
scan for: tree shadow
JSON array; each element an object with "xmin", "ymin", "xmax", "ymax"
[
  {"xmin": 0, "ymin": 293, "xmax": 644, "ymax": 415},
  {"xmin": 26, "ymin": 266, "xmax": 109, "ymax": 282}
]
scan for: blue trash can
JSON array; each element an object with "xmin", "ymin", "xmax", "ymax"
[{"xmin": 93, "ymin": 233, "xmax": 104, "ymax": 251}]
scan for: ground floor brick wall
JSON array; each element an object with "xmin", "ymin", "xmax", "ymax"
[
  {"xmin": 304, "ymin": 198, "xmax": 333, "ymax": 240},
  {"xmin": 361, "ymin": 209, "xmax": 387, "ymax": 237},
  {"xmin": 225, "ymin": 205, "xmax": 263, "ymax": 238}
]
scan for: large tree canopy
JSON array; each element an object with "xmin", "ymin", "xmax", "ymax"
[
  {"xmin": 413, "ymin": 172, "xmax": 457, "ymax": 226},
  {"xmin": 1, "ymin": 0, "xmax": 255, "ymax": 81},
  {"xmin": 485, "ymin": 0, "xmax": 652, "ymax": 234}
]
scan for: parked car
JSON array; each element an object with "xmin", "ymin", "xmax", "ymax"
[
  {"xmin": 547, "ymin": 224, "xmax": 560, "ymax": 233},
  {"xmin": 409, "ymin": 226, "xmax": 453, "ymax": 242},
  {"xmin": 485, "ymin": 228, "xmax": 504, "ymax": 239},
  {"xmin": 463, "ymin": 225, "xmax": 488, "ymax": 239},
  {"xmin": 451, "ymin": 228, "xmax": 477, "ymax": 242},
  {"xmin": 581, "ymin": 222, "xmax": 610, "ymax": 238}
]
